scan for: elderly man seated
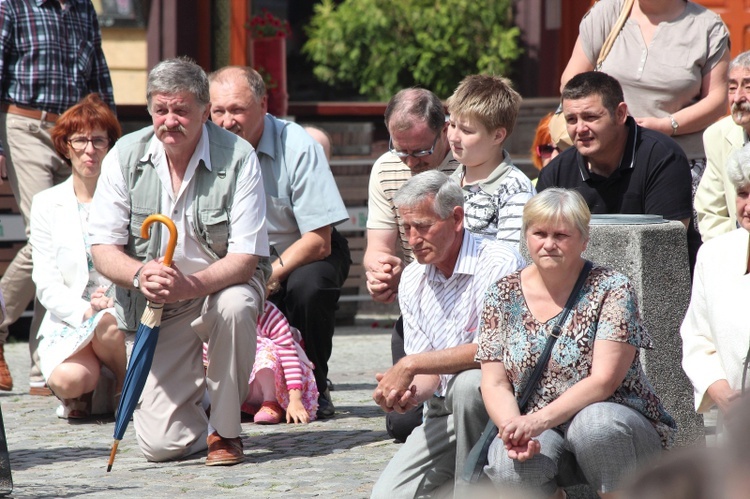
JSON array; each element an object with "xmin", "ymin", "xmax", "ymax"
[{"xmin": 370, "ymin": 170, "xmax": 524, "ymax": 498}]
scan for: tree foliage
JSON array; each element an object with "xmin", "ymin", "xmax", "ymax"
[{"xmin": 303, "ymin": 0, "xmax": 522, "ymax": 101}]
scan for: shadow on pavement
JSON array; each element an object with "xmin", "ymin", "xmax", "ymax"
[
  {"xmin": 330, "ymin": 382, "xmax": 376, "ymax": 391},
  {"xmin": 8, "ymin": 446, "xmax": 112, "ymax": 472},
  {"xmin": 241, "ymin": 429, "xmax": 392, "ymax": 463},
  {"xmin": 11, "ymin": 482, "xmax": 140, "ymax": 497},
  {"xmin": 331, "ymin": 404, "xmax": 384, "ymax": 419}
]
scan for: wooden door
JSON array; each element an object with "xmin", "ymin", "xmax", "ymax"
[{"xmin": 697, "ymin": 0, "xmax": 750, "ymax": 57}]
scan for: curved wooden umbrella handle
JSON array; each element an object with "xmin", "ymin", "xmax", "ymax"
[{"xmin": 141, "ymin": 214, "xmax": 178, "ymax": 266}]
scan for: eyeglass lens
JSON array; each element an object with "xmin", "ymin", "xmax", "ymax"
[
  {"xmin": 70, "ymin": 137, "xmax": 109, "ymax": 151},
  {"xmin": 389, "ymin": 134, "xmax": 438, "ymax": 159}
]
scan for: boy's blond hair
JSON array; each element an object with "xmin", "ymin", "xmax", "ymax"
[{"xmin": 446, "ymin": 74, "xmax": 521, "ymax": 136}]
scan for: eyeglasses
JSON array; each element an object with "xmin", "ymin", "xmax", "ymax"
[
  {"xmin": 68, "ymin": 137, "xmax": 110, "ymax": 152},
  {"xmin": 389, "ymin": 133, "xmax": 440, "ymax": 159},
  {"xmin": 536, "ymin": 144, "xmax": 560, "ymax": 157}
]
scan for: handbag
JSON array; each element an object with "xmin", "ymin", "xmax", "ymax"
[
  {"xmin": 462, "ymin": 260, "xmax": 594, "ymax": 484},
  {"xmin": 549, "ymin": 0, "xmax": 635, "ymax": 148}
]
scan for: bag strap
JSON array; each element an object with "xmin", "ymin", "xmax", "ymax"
[
  {"xmin": 595, "ymin": 0, "xmax": 635, "ymax": 70},
  {"xmin": 517, "ymin": 260, "xmax": 593, "ymax": 412},
  {"xmin": 461, "ymin": 260, "xmax": 594, "ymax": 485}
]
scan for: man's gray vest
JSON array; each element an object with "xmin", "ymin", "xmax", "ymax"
[{"xmin": 114, "ymin": 121, "xmax": 270, "ymax": 330}]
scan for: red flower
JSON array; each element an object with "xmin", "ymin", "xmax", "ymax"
[{"xmin": 248, "ymin": 10, "xmax": 290, "ymax": 39}]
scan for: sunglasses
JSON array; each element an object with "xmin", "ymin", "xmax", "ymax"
[{"xmin": 536, "ymin": 144, "xmax": 560, "ymax": 157}]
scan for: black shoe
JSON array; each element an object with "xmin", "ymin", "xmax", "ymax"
[
  {"xmin": 316, "ymin": 388, "xmax": 335, "ymax": 420},
  {"xmin": 326, "ymin": 378, "xmax": 335, "ymax": 392}
]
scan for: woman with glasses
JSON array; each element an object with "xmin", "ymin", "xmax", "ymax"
[
  {"xmin": 682, "ymin": 142, "xmax": 750, "ymax": 425},
  {"xmin": 30, "ymin": 93, "xmax": 124, "ymax": 419}
]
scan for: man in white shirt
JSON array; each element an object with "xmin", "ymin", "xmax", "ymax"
[
  {"xmin": 371, "ymin": 171, "xmax": 524, "ymax": 498},
  {"xmin": 88, "ymin": 58, "xmax": 268, "ymax": 466}
]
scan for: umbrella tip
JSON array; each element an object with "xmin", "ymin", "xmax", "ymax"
[{"xmin": 108, "ymin": 439, "xmax": 120, "ymax": 472}]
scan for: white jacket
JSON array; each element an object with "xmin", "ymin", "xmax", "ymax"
[
  {"xmin": 30, "ymin": 178, "xmax": 99, "ymax": 339},
  {"xmin": 681, "ymin": 227, "xmax": 750, "ymax": 412}
]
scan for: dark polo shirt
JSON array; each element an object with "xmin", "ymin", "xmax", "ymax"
[{"xmin": 537, "ymin": 116, "xmax": 700, "ymax": 270}]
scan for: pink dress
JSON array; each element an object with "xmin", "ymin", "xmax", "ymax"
[{"xmin": 203, "ymin": 301, "xmax": 319, "ymax": 420}]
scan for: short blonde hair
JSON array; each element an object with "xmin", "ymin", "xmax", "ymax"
[
  {"xmin": 522, "ymin": 189, "xmax": 591, "ymax": 240},
  {"xmin": 446, "ymin": 74, "xmax": 521, "ymax": 136}
]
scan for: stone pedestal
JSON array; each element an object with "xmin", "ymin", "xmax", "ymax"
[{"xmin": 587, "ymin": 219, "xmax": 703, "ymax": 446}]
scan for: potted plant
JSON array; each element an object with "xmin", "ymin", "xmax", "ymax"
[{"xmin": 248, "ymin": 9, "xmax": 292, "ymax": 116}]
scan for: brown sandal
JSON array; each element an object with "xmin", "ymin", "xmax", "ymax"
[{"xmin": 58, "ymin": 392, "xmax": 93, "ymax": 419}]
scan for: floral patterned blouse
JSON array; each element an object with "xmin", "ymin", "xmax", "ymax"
[{"xmin": 475, "ymin": 265, "xmax": 676, "ymax": 448}]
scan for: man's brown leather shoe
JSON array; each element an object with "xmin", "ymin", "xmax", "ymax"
[
  {"xmin": 0, "ymin": 345, "xmax": 13, "ymax": 391},
  {"xmin": 206, "ymin": 431, "xmax": 244, "ymax": 466}
]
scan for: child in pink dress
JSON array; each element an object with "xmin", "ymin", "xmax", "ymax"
[{"xmin": 204, "ymin": 301, "xmax": 318, "ymax": 423}]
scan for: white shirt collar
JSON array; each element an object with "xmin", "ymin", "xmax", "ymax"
[{"xmin": 139, "ymin": 125, "xmax": 212, "ymax": 201}]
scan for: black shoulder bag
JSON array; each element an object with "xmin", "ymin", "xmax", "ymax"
[{"xmin": 462, "ymin": 260, "xmax": 593, "ymax": 484}]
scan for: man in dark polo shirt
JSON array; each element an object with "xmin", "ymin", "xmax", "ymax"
[{"xmin": 537, "ymin": 71, "xmax": 700, "ymax": 270}]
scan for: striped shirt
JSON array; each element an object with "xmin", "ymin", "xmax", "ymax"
[
  {"xmin": 257, "ymin": 301, "xmax": 306, "ymax": 391},
  {"xmin": 0, "ymin": 0, "xmax": 114, "ymax": 153},
  {"xmin": 203, "ymin": 301, "xmax": 308, "ymax": 391},
  {"xmin": 451, "ymin": 151, "xmax": 536, "ymax": 249},
  {"xmin": 400, "ymin": 230, "xmax": 525, "ymax": 396},
  {"xmin": 367, "ymin": 150, "xmax": 458, "ymax": 264}
]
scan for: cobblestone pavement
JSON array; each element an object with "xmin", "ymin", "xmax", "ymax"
[{"xmin": 0, "ymin": 324, "xmax": 400, "ymax": 498}]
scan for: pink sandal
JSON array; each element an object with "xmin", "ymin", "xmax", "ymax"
[{"xmin": 253, "ymin": 401, "xmax": 284, "ymax": 425}]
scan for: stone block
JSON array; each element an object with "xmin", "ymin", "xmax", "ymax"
[{"xmin": 586, "ymin": 219, "xmax": 703, "ymax": 446}]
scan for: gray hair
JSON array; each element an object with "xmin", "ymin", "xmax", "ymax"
[
  {"xmin": 522, "ymin": 188, "xmax": 591, "ymax": 240},
  {"xmin": 208, "ymin": 66, "xmax": 266, "ymax": 102},
  {"xmin": 147, "ymin": 57, "xmax": 210, "ymax": 109},
  {"xmin": 729, "ymin": 51, "xmax": 750, "ymax": 73},
  {"xmin": 385, "ymin": 88, "xmax": 446, "ymax": 134},
  {"xmin": 727, "ymin": 142, "xmax": 750, "ymax": 190},
  {"xmin": 393, "ymin": 170, "xmax": 464, "ymax": 219}
]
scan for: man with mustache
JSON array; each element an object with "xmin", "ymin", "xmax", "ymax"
[
  {"xmin": 89, "ymin": 58, "xmax": 268, "ymax": 466},
  {"xmin": 696, "ymin": 51, "xmax": 750, "ymax": 240},
  {"xmin": 208, "ymin": 66, "xmax": 350, "ymax": 419},
  {"xmin": 537, "ymin": 71, "xmax": 700, "ymax": 271}
]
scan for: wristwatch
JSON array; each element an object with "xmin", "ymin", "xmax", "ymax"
[
  {"xmin": 133, "ymin": 265, "xmax": 144, "ymax": 290},
  {"xmin": 669, "ymin": 115, "xmax": 679, "ymax": 136}
]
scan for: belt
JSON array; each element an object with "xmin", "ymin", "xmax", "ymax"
[{"xmin": 0, "ymin": 103, "xmax": 59, "ymax": 123}]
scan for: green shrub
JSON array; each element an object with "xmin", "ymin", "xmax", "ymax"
[{"xmin": 303, "ymin": 0, "xmax": 522, "ymax": 100}]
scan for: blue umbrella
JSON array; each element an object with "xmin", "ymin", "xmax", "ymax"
[{"xmin": 107, "ymin": 214, "xmax": 177, "ymax": 472}]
